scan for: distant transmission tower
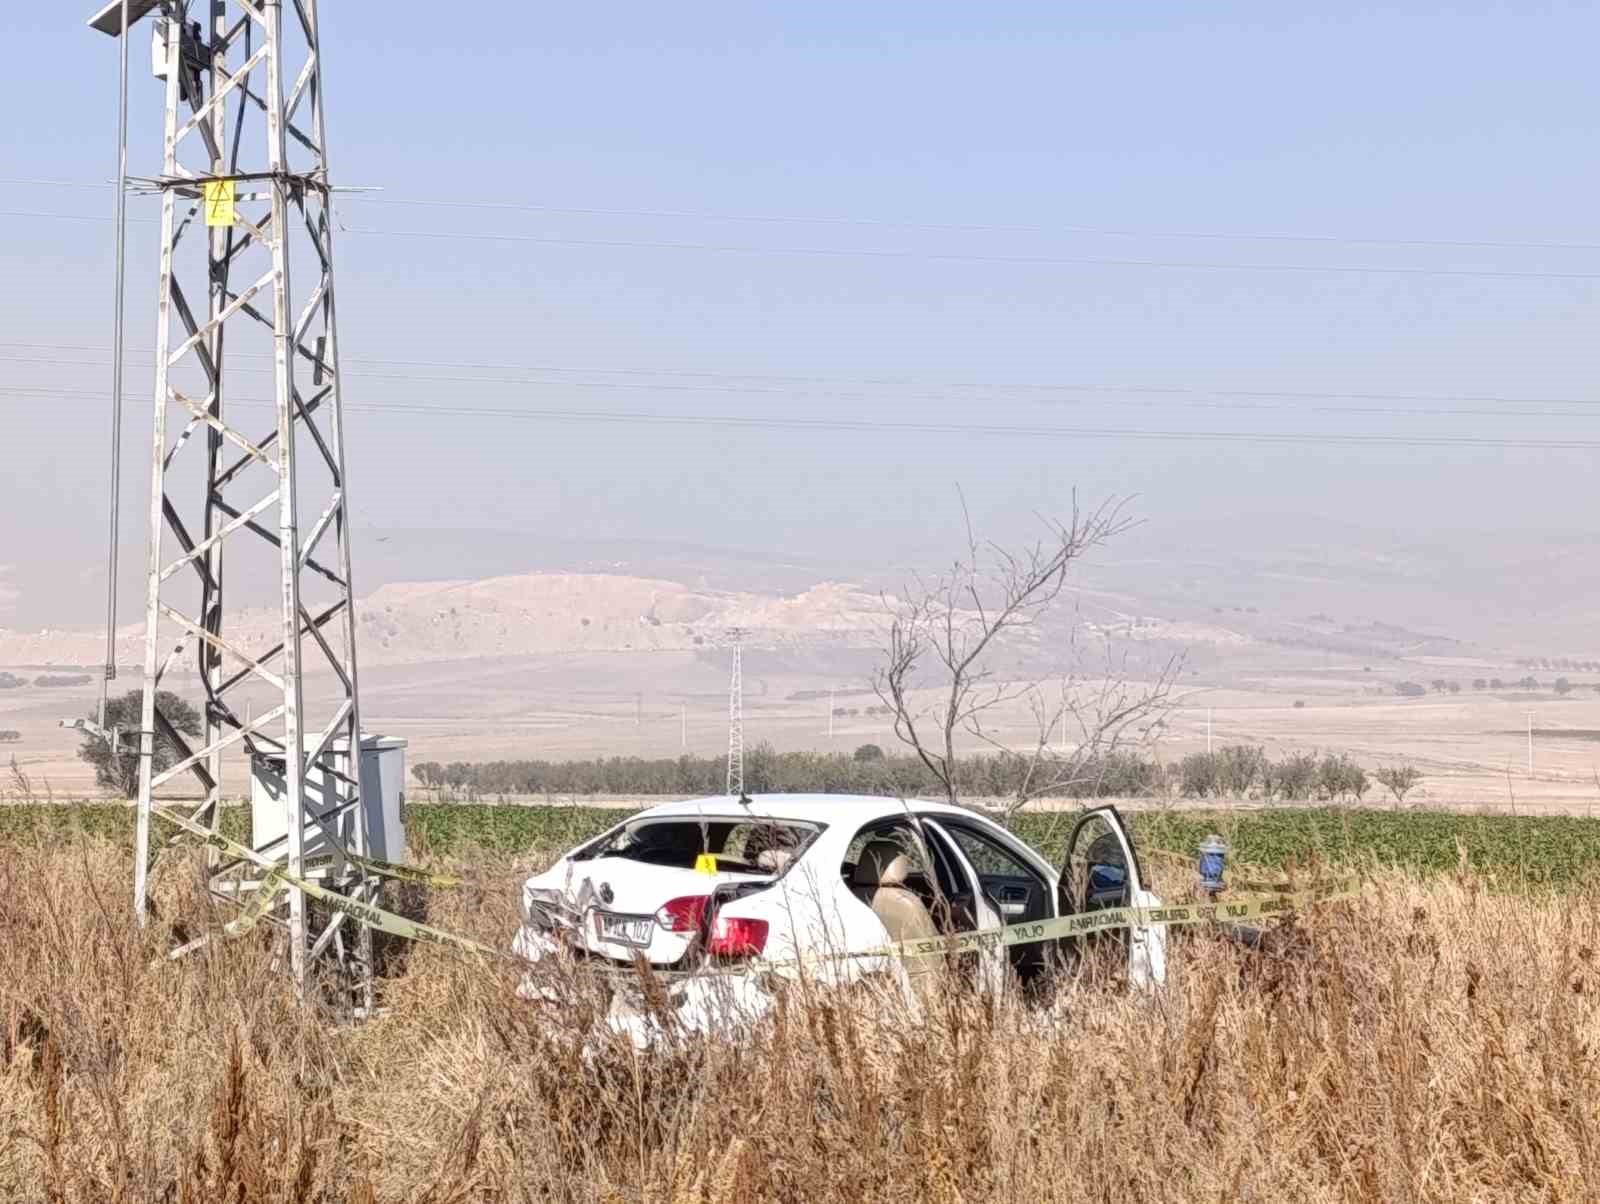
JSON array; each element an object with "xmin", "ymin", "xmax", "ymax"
[
  {"xmin": 726, "ymin": 629, "xmax": 744, "ymax": 795},
  {"xmin": 94, "ymin": 0, "xmax": 379, "ymax": 998}
]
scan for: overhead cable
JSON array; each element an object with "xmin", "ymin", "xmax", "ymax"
[
  {"xmin": 3, "ymin": 385, "xmax": 1595, "ymax": 450},
  {"xmin": 6, "ymin": 175, "xmax": 1600, "ymax": 253},
  {"xmin": 2, "ymin": 344, "xmax": 1597, "ymax": 410},
  {"xmin": 4, "ymin": 207, "xmax": 1600, "ymax": 283}
]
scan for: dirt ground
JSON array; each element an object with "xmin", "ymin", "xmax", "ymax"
[{"xmin": 5, "ymin": 649, "xmax": 1599, "ymax": 814}]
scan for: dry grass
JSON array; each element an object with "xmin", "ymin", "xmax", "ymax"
[{"xmin": 3, "ymin": 834, "xmax": 1599, "ymax": 1202}]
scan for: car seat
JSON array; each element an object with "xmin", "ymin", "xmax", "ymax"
[{"xmin": 852, "ymin": 840, "xmax": 941, "ymax": 946}]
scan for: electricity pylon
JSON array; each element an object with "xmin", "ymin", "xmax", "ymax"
[
  {"xmin": 726, "ymin": 629, "xmax": 744, "ymax": 796},
  {"xmin": 94, "ymin": 0, "xmax": 372, "ymax": 996}
]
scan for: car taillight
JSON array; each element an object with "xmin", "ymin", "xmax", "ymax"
[
  {"xmin": 654, "ymin": 895, "xmax": 710, "ymax": 933},
  {"xmin": 707, "ymin": 915, "xmax": 769, "ymax": 958}
]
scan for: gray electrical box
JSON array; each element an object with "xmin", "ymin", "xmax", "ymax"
[{"xmin": 250, "ymin": 734, "xmax": 407, "ymax": 868}]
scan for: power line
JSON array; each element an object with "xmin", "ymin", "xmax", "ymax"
[
  {"xmin": 3, "ymin": 342, "xmax": 1598, "ymax": 410},
  {"xmin": 8, "ymin": 378, "xmax": 1600, "ymax": 423},
  {"xmin": 5, "ymin": 206, "xmax": 1600, "ymax": 283},
  {"xmin": 333, "ymin": 223, "xmax": 1600, "ymax": 283},
  {"xmin": 3, "ymin": 383, "xmax": 1596, "ymax": 449},
  {"xmin": 341, "ymin": 199, "xmax": 1600, "ymax": 255},
  {"xmin": 7, "ymin": 175, "xmax": 1600, "ymax": 254}
]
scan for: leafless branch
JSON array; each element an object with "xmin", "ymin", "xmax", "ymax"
[{"xmin": 872, "ymin": 491, "xmax": 1172, "ymax": 816}]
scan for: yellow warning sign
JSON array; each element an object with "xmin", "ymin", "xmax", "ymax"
[
  {"xmin": 694, "ymin": 853, "xmax": 718, "ymax": 875},
  {"xmin": 203, "ymin": 179, "xmax": 236, "ymax": 227}
]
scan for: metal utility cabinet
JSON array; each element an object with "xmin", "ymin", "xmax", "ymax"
[{"xmin": 251, "ymin": 736, "xmax": 407, "ymax": 868}]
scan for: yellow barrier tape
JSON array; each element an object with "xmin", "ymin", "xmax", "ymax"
[
  {"xmin": 153, "ymin": 806, "xmax": 502, "ymax": 958},
  {"xmin": 222, "ymin": 868, "xmax": 287, "ymax": 938},
  {"xmin": 153, "ymin": 804, "xmax": 1357, "ymax": 973},
  {"xmin": 340, "ymin": 850, "xmax": 463, "ymax": 889},
  {"xmin": 824, "ymin": 875, "xmax": 1359, "ymax": 968}
]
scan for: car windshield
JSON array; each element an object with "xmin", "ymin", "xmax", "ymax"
[{"xmin": 573, "ymin": 817, "xmax": 823, "ymax": 874}]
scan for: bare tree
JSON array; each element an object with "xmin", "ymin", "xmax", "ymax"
[
  {"xmin": 1374, "ymin": 764, "xmax": 1423, "ymax": 808},
  {"xmin": 872, "ymin": 494, "xmax": 1183, "ymax": 820}
]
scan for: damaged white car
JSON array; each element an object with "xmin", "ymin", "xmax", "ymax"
[{"xmin": 511, "ymin": 793, "xmax": 1167, "ymax": 1046}]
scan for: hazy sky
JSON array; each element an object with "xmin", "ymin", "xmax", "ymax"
[{"xmin": 3, "ymin": 1, "xmax": 1598, "ymax": 628}]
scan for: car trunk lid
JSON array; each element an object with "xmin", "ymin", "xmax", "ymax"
[{"xmin": 567, "ymin": 857, "xmax": 767, "ymax": 965}]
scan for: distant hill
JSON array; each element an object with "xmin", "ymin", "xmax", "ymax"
[{"xmin": 0, "ymin": 572, "xmax": 897, "ymax": 672}]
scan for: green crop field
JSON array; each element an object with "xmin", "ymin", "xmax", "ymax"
[{"xmin": 4, "ymin": 801, "xmax": 1600, "ymax": 889}]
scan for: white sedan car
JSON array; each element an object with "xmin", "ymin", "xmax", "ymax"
[{"xmin": 511, "ymin": 793, "xmax": 1167, "ymax": 1045}]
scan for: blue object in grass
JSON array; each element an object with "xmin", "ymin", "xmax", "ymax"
[{"xmin": 1198, "ymin": 834, "xmax": 1227, "ymax": 892}]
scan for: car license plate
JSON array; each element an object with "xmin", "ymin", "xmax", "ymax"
[{"xmin": 594, "ymin": 911, "xmax": 653, "ymax": 947}]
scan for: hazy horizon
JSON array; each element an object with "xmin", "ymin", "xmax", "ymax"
[{"xmin": 4, "ymin": 2, "xmax": 1599, "ymax": 637}]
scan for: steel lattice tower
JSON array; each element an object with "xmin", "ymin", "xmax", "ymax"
[
  {"xmin": 97, "ymin": 0, "xmax": 373, "ymax": 996},
  {"xmin": 725, "ymin": 629, "xmax": 744, "ymax": 796}
]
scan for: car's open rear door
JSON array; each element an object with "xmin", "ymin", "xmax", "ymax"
[{"xmin": 1057, "ymin": 805, "xmax": 1166, "ymax": 988}]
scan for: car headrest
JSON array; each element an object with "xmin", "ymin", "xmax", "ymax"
[
  {"xmin": 852, "ymin": 840, "xmax": 916, "ymax": 889},
  {"xmin": 756, "ymin": 848, "xmax": 794, "ymax": 872}
]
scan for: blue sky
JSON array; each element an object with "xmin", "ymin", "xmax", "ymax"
[{"xmin": 2, "ymin": 1, "xmax": 1598, "ymax": 625}]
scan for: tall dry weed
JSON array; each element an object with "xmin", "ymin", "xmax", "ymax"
[{"xmin": 2, "ymin": 833, "xmax": 1599, "ymax": 1201}]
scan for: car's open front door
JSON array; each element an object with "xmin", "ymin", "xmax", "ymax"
[
  {"xmin": 1057, "ymin": 806, "xmax": 1166, "ymax": 988},
  {"xmin": 919, "ymin": 818, "xmax": 1009, "ymax": 994}
]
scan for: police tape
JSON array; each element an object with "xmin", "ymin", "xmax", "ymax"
[
  {"xmin": 599, "ymin": 877, "xmax": 1360, "ymax": 980},
  {"xmin": 222, "ymin": 868, "xmax": 286, "ymax": 937},
  {"xmin": 152, "ymin": 805, "xmax": 501, "ymax": 958},
  {"xmin": 152, "ymin": 803, "xmax": 1358, "ymax": 970},
  {"xmin": 339, "ymin": 850, "xmax": 463, "ymax": 889},
  {"xmin": 149, "ymin": 805, "xmax": 465, "ymax": 889},
  {"xmin": 836, "ymin": 874, "xmax": 1360, "ymax": 968}
]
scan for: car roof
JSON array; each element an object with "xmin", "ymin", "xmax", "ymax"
[{"xmin": 626, "ymin": 792, "xmax": 979, "ymax": 825}]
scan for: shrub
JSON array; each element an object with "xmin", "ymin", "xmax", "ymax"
[
  {"xmin": 0, "ymin": 672, "xmax": 24, "ymax": 689},
  {"xmin": 1395, "ymin": 681, "xmax": 1426, "ymax": 698},
  {"xmin": 1375, "ymin": 764, "xmax": 1423, "ymax": 807},
  {"xmin": 1316, "ymin": 753, "xmax": 1368, "ymax": 802},
  {"xmin": 852, "ymin": 744, "xmax": 884, "ymax": 763},
  {"xmin": 35, "ymin": 674, "xmax": 93, "ymax": 688},
  {"xmin": 77, "ymin": 689, "xmax": 202, "ymax": 797},
  {"xmin": 1265, "ymin": 752, "xmax": 1319, "ymax": 802},
  {"xmin": 1178, "ymin": 751, "xmax": 1220, "ymax": 798},
  {"xmin": 0, "ymin": 730, "xmax": 20, "ymax": 743},
  {"xmin": 1215, "ymin": 745, "xmax": 1267, "ymax": 796}
]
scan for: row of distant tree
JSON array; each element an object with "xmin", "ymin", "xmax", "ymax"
[
  {"xmin": 1395, "ymin": 677, "xmax": 1595, "ymax": 697},
  {"xmin": 0, "ymin": 672, "xmax": 94, "ymax": 689},
  {"xmin": 68, "ymin": 690, "xmax": 1428, "ymax": 807},
  {"xmin": 411, "ymin": 743, "xmax": 1424, "ymax": 806},
  {"xmin": 1516, "ymin": 657, "xmax": 1600, "ymax": 672}
]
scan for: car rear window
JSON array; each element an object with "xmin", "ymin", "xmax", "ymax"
[{"xmin": 575, "ymin": 817, "xmax": 822, "ymax": 873}]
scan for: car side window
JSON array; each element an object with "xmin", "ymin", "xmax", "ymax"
[
  {"xmin": 941, "ymin": 822, "xmax": 1050, "ymax": 923},
  {"xmin": 842, "ymin": 823, "xmax": 925, "ymax": 878},
  {"xmin": 840, "ymin": 819, "xmax": 985, "ymax": 943},
  {"xmin": 944, "ymin": 825, "xmax": 1025, "ymax": 877},
  {"xmin": 1064, "ymin": 813, "xmax": 1133, "ymax": 913}
]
